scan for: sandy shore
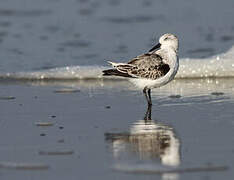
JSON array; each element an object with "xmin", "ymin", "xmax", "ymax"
[{"xmin": 0, "ymin": 79, "xmax": 233, "ymax": 179}]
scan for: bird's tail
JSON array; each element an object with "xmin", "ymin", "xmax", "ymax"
[
  {"xmin": 102, "ymin": 69, "xmax": 133, "ymax": 78},
  {"xmin": 107, "ymin": 61, "xmax": 129, "ymax": 68},
  {"xmin": 102, "ymin": 69, "xmax": 120, "ymax": 76}
]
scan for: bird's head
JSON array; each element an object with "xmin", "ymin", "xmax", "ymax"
[
  {"xmin": 149, "ymin": 33, "xmax": 179, "ymax": 53},
  {"xmin": 159, "ymin": 33, "xmax": 179, "ymax": 52}
]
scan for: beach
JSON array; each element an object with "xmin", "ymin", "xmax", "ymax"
[{"xmin": 0, "ymin": 79, "xmax": 233, "ymax": 179}]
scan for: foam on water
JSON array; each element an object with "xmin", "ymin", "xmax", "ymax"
[
  {"xmin": 0, "ymin": 65, "xmax": 107, "ymax": 80},
  {"xmin": 177, "ymin": 45, "xmax": 234, "ymax": 78},
  {"xmin": 1, "ymin": 45, "xmax": 234, "ymax": 80}
]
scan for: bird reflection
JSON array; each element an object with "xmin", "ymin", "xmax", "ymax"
[{"xmin": 105, "ymin": 105, "xmax": 181, "ymax": 178}]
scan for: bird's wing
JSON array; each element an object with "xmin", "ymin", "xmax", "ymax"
[{"xmin": 110, "ymin": 53, "xmax": 170, "ymax": 80}]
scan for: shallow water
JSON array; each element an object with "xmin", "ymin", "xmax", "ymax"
[{"xmin": 0, "ymin": 82, "xmax": 234, "ymax": 180}]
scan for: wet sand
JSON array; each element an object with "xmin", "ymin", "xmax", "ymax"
[{"xmin": 0, "ymin": 79, "xmax": 233, "ymax": 180}]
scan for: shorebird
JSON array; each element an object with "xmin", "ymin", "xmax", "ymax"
[{"xmin": 103, "ymin": 33, "xmax": 179, "ymax": 105}]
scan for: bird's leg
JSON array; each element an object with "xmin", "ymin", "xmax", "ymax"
[
  {"xmin": 143, "ymin": 87, "xmax": 149, "ymax": 104},
  {"xmin": 147, "ymin": 89, "xmax": 152, "ymax": 106},
  {"xmin": 144, "ymin": 103, "xmax": 152, "ymax": 121},
  {"xmin": 143, "ymin": 88, "xmax": 152, "ymax": 106}
]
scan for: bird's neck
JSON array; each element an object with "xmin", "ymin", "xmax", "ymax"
[
  {"xmin": 157, "ymin": 47, "xmax": 178, "ymax": 66},
  {"xmin": 161, "ymin": 44, "xmax": 178, "ymax": 53}
]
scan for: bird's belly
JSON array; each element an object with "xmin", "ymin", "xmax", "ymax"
[
  {"xmin": 130, "ymin": 77, "xmax": 169, "ymax": 89},
  {"xmin": 130, "ymin": 71, "xmax": 175, "ymax": 89},
  {"xmin": 129, "ymin": 79, "xmax": 158, "ymax": 89}
]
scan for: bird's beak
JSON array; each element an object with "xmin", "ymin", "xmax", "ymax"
[{"xmin": 148, "ymin": 43, "xmax": 161, "ymax": 52}]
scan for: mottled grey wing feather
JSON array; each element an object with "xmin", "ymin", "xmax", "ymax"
[{"xmin": 115, "ymin": 53, "xmax": 170, "ymax": 80}]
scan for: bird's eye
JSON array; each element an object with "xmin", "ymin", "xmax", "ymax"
[{"xmin": 164, "ymin": 37, "xmax": 169, "ymax": 41}]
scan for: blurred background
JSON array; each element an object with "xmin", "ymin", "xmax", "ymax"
[{"xmin": 0, "ymin": 0, "xmax": 233, "ymax": 73}]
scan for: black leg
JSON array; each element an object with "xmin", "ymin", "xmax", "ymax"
[
  {"xmin": 143, "ymin": 88, "xmax": 152, "ymax": 106},
  {"xmin": 143, "ymin": 88, "xmax": 149, "ymax": 104},
  {"xmin": 144, "ymin": 103, "xmax": 152, "ymax": 121},
  {"xmin": 147, "ymin": 89, "xmax": 152, "ymax": 106}
]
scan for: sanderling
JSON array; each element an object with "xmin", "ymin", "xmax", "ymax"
[{"xmin": 103, "ymin": 33, "xmax": 179, "ymax": 105}]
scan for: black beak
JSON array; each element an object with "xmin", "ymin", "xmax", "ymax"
[{"xmin": 148, "ymin": 43, "xmax": 161, "ymax": 52}]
